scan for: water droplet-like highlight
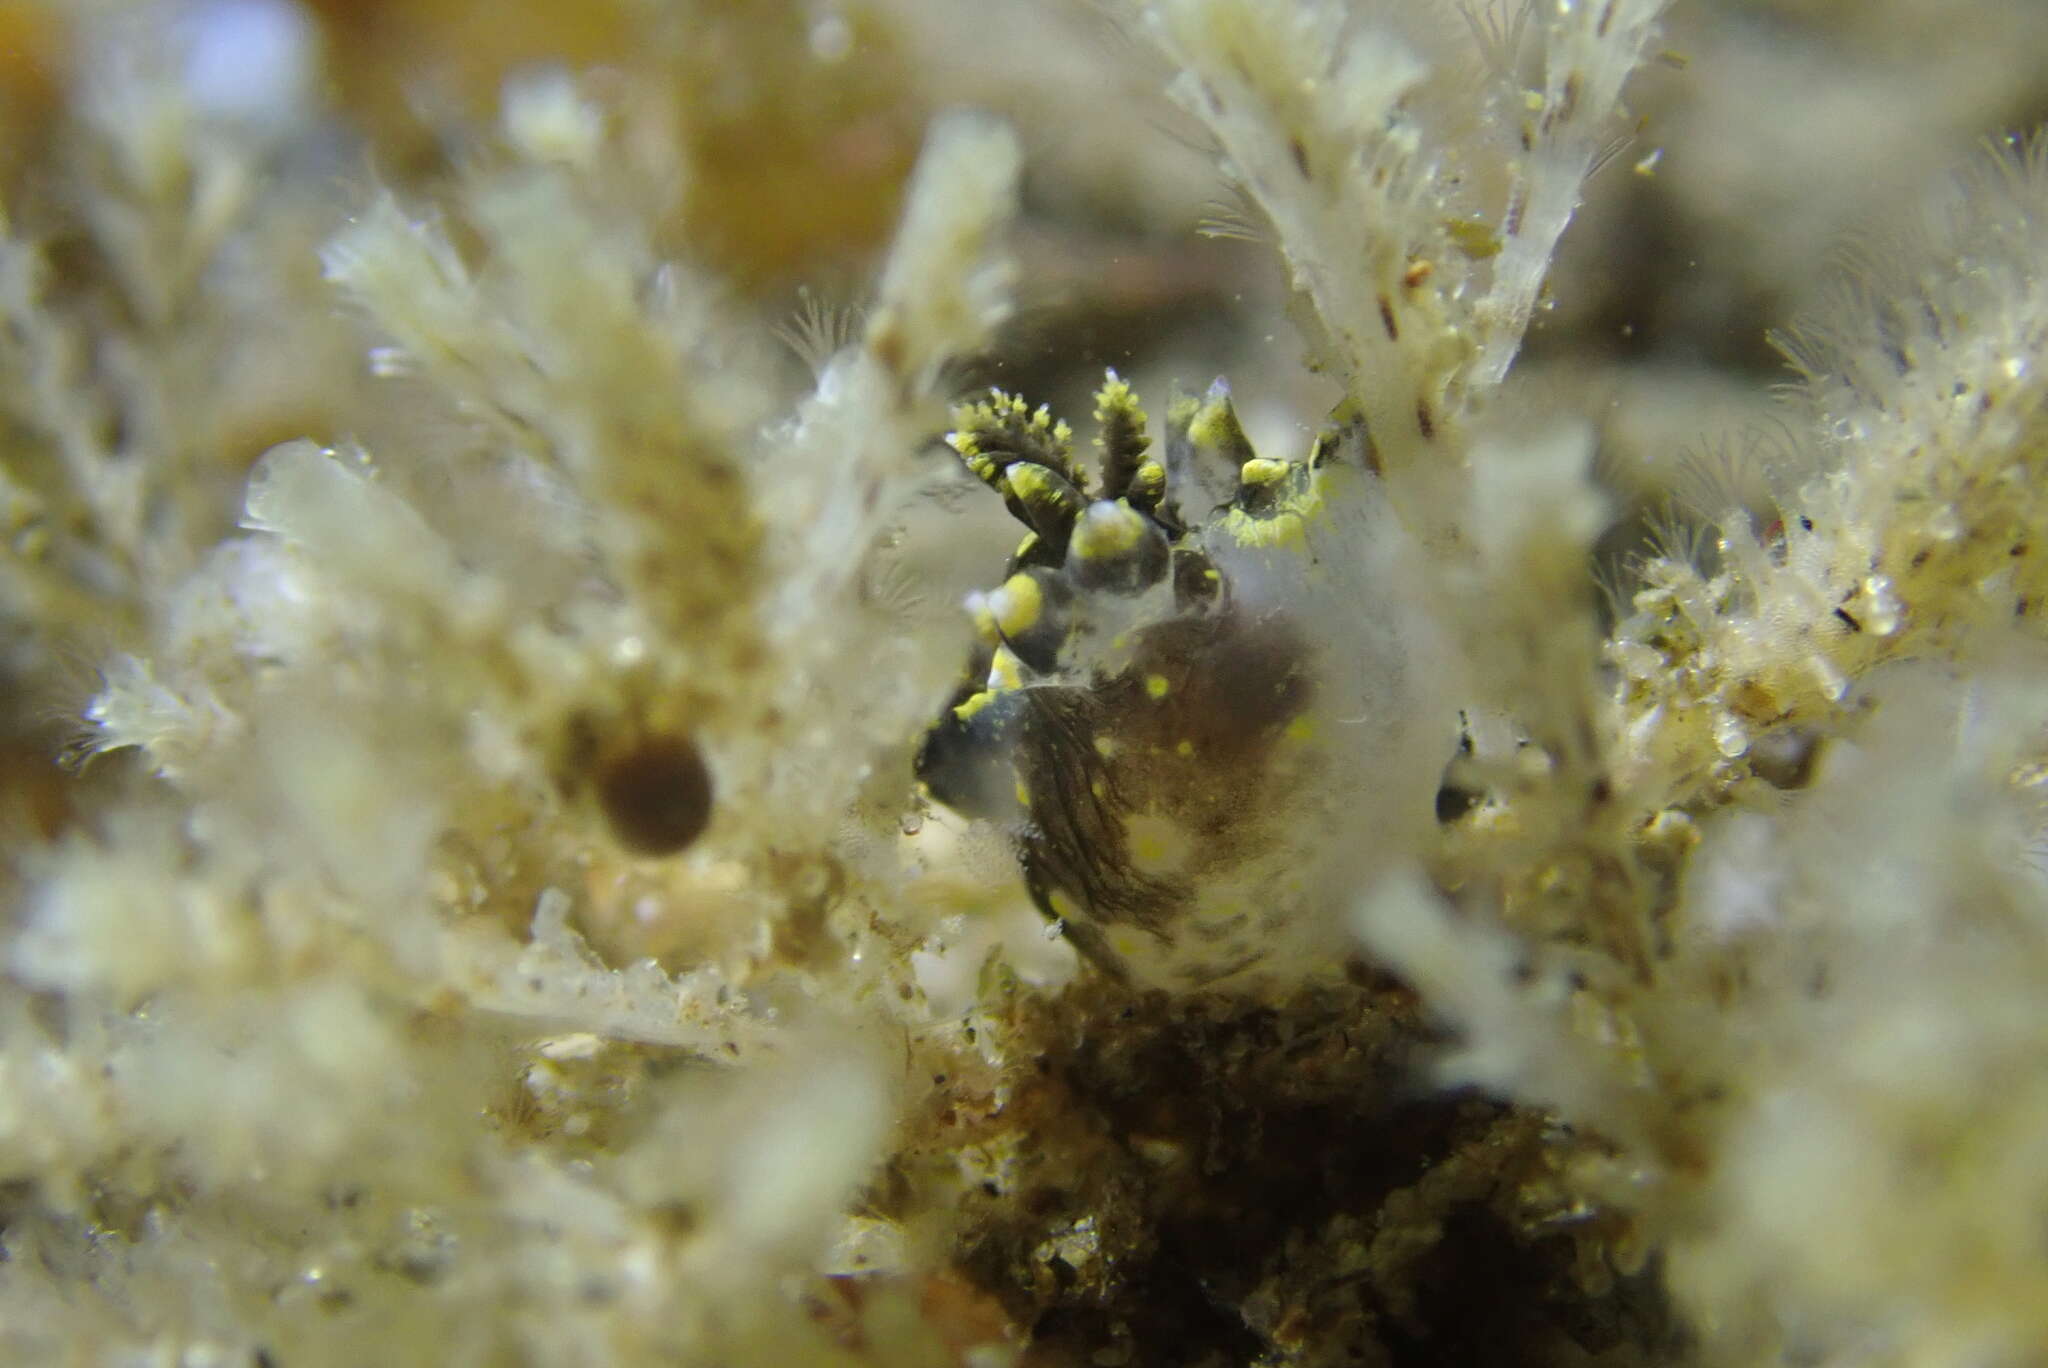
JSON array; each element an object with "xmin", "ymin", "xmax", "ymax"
[{"xmin": 1712, "ymin": 711, "xmax": 1749, "ymax": 759}]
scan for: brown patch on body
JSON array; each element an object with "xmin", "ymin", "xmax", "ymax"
[{"xmin": 1014, "ymin": 607, "xmax": 1314, "ymax": 940}]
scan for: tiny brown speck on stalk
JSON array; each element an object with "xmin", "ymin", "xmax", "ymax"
[{"xmin": 594, "ymin": 732, "xmax": 713, "ymax": 856}]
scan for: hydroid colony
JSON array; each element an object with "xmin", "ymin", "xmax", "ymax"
[{"xmin": 2, "ymin": 1, "xmax": 2047, "ymax": 1364}]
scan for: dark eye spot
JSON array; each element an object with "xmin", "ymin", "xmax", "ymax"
[
  {"xmin": 596, "ymin": 733, "xmax": 713, "ymax": 856},
  {"xmin": 1434, "ymin": 783, "xmax": 1482, "ymax": 823}
]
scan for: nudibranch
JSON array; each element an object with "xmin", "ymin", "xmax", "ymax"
[{"xmin": 917, "ymin": 373, "xmax": 1451, "ymax": 990}]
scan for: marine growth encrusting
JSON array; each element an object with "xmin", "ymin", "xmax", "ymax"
[{"xmin": 4, "ymin": 0, "xmax": 2048, "ymax": 1364}]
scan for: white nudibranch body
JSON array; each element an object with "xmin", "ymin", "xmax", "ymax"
[{"xmin": 917, "ymin": 375, "xmax": 1450, "ymax": 991}]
